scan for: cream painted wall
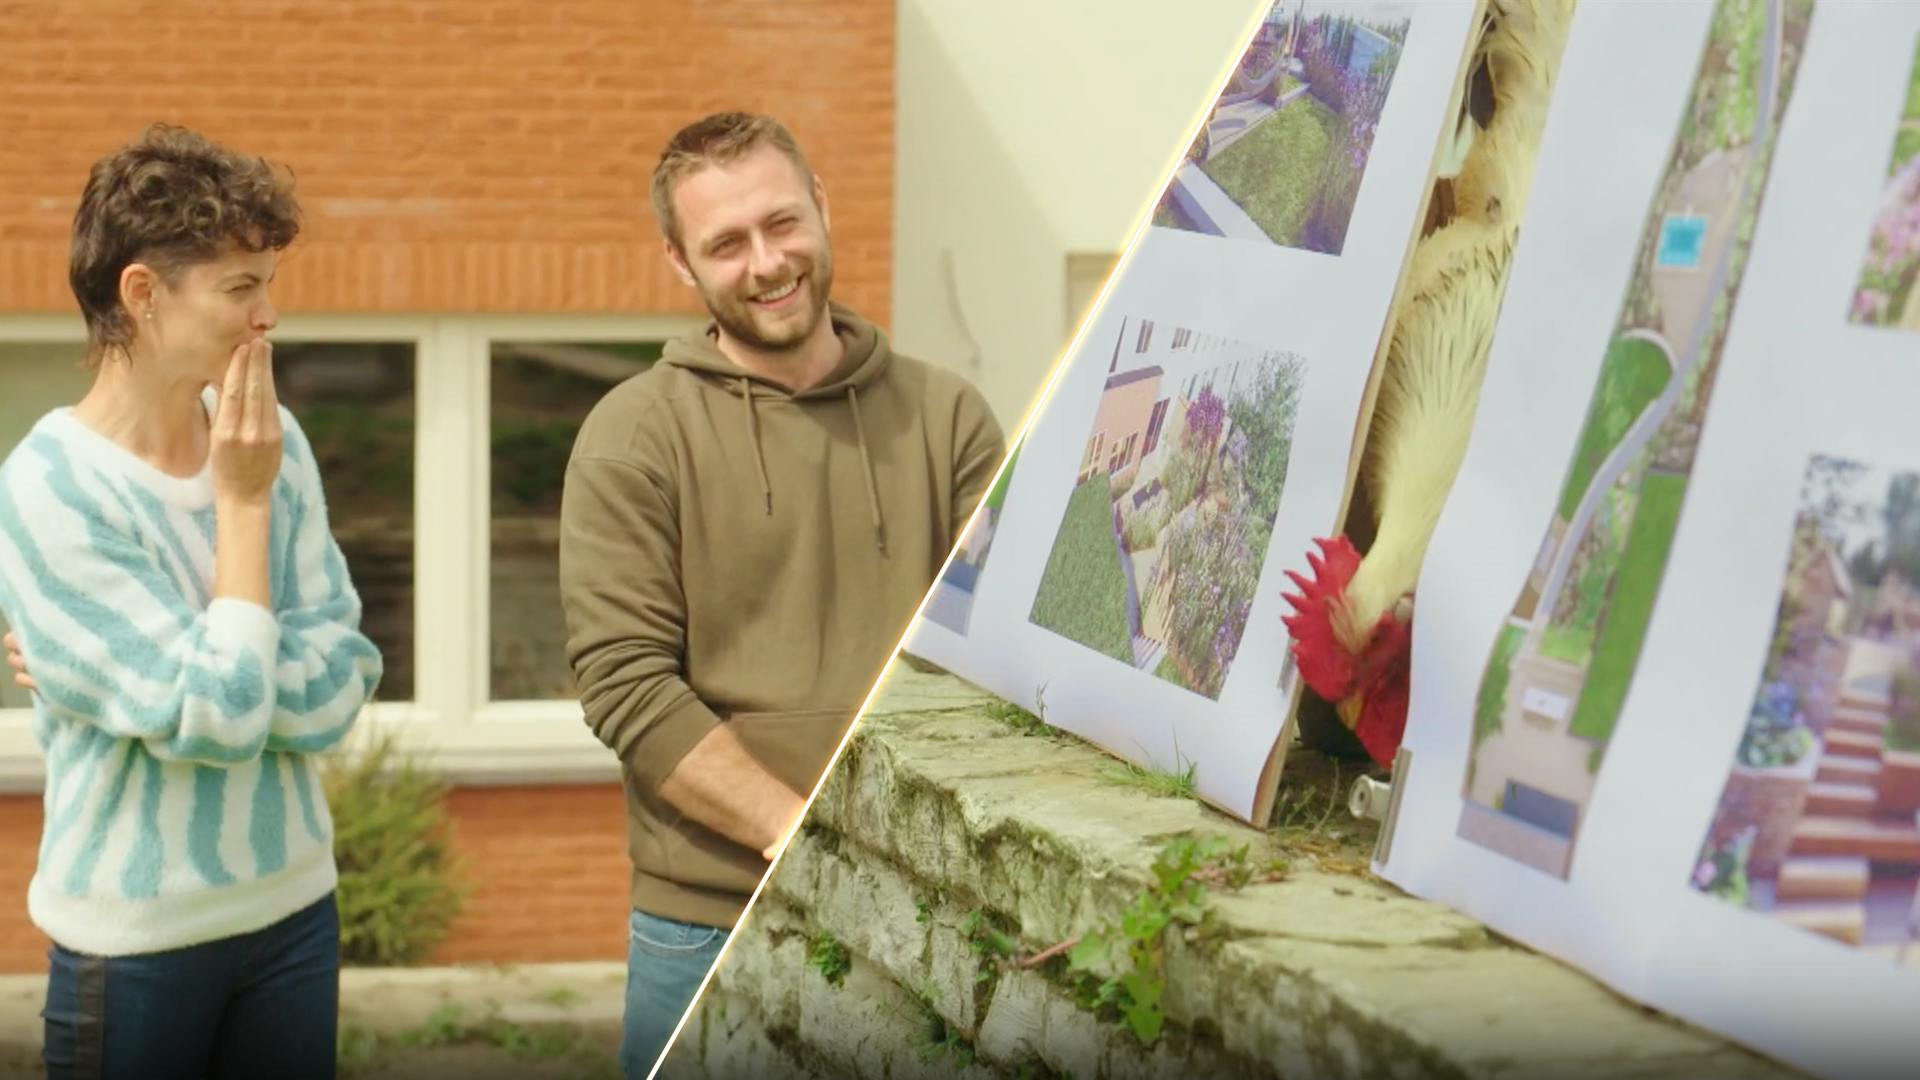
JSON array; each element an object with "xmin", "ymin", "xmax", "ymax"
[{"xmin": 891, "ymin": 0, "xmax": 1265, "ymax": 431}]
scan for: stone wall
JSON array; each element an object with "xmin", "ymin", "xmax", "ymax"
[
  {"xmin": 1878, "ymin": 751, "xmax": 1920, "ymax": 815},
  {"xmin": 660, "ymin": 664, "xmax": 1802, "ymax": 1080},
  {"xmin": 1708, "ymin": 757, "xmax": 1818, "ymax": 880}
]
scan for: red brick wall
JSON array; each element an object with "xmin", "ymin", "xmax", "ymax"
[
  {"xmin": 429, "ymin": 784, "xmax": 632, "ymax": 965},
  {"xmin": 0, "ymin": 797, "xmax": 40, "ymax": 973},
  {"xmin": 0, "ymin": 784, "xmax": 632, "ymax": 973},
  {"xmin": 0, "ymin": 0, "xmax": 895, "ymax": 319}
]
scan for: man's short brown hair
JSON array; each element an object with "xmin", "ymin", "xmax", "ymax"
[
  {"xmin": 650, "ymin": 112, "xmax": 815, "ymax": 250},
  {"xmin": 69, "ymin": 123, "xmax": 300, "ymax": 359}
]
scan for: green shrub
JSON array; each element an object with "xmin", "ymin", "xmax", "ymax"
[
  {"xmin": 1891, "ymin": 669, "xmax": 1920, "ymax": 752},
  {"xmin": 324, "ymin": 730, "xmax": 469, "ymax": 965},
  {"xmin": 1121, "ymin": 500, "xmax": 1171, "ymax": 552}
]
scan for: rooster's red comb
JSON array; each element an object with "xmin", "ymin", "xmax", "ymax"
[{"xmin": 1280, "ymin": 535, "xmax": 1363, "ymax": 703}]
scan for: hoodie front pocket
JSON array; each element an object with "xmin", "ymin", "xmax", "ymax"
[
  {"xmin": 724, "ymin": 708, "xmax": 855, "ymax": 795},
  {"xmin": 640, "ymin": 708, "xmax": 855, "ymax": 899}
]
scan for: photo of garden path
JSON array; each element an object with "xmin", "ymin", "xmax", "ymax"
[
  {"xmin": 1028, "ymin": 316, "xmax": 1305, "ymax": 701},
  {"xmin": 1458, "ymin": 0, "xmax": 1817, "ymax": 878},
  {"xmin": 923, "ymin": 447, "xmax": 1021, "ymax": 635},
  {"xmin": 1152, "ymin": 0, "xmax": 1412, "ymax": 255},
  {"xmin": 1692, "ymin": 455, "xmax": 1920, "ymax": 965},
  {"xmin": 1848, "ymin": 33, "xmax": 1920, "ymax": 331}
]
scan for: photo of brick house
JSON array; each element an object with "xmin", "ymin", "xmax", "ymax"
[{"xmin": 1031, "ymin": 315, "xmax": 1305, "ymax": 700}]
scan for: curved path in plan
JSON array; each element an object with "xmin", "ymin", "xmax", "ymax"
[{"xmin": 1525, "ymin": 0, "xmax": 1781, "ymax": 652}]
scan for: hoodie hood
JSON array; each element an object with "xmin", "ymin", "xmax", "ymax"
[{"xmin": 656, "ymin": 300, "xmax": 892, "ymax": 399}]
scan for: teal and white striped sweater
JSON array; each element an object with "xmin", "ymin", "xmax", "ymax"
[{"xmin": 0, "ymin": 403, "xmax": 382, "ymax": 956}]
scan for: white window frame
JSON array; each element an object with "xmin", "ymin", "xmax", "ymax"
[{"xmin": 0, "ymin": 311, "xmax": 706, "ymax": 792}]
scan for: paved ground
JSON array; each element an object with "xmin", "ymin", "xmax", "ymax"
[{"xmin": 0, "ymin": 961, "xmax": 626, "ymax": 1079}]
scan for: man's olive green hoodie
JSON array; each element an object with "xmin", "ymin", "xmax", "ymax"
[{"xmin": 559, "ymin": 303, "xmax": 1005, "ymax": 929}]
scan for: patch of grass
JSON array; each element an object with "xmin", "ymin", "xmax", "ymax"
[
  {"xmin": 1904, "ymin": 37, "xmax": 1920, "ymax": 120},
  {"xmin": 985, "ymin": 697, "xmax": 1050, "ymax": 737},
  {"xmin": 1894, "ymin": 125, "xmax": 1920, "ymax": 173},
  {"xmin": 1098, "ymin": 753, "xmax": 1198, "ymax": 802},
  {"xmin": 1030, "ymin": 478, "xmax": 1134, "ymax": 664},
  {"xmin": 1568, "ymin": 471, "xmax": 1689, "ymax": 742},
  {"xmin": 337, "ymin": 1025, "xmax": 381, "ymax": 1075},
  {"xmin": 1200, "ymin": 96, "xmax": 1339, "ymax": 246},
  {"xmin": 538, "ymin": 986, "xmax": 581, "ymax": 1008},
  {"xmin": 1537, "ymin": 623, "xmax": 1593, "ymax": 666},
  {"xmin": 806, "ymin": 932, "xmax": 852, "ymax": 988},
  {"xmin": 1154, "ymin": 652, "xmax": 1184, "ymax": 687},
  {"xmin": 1555, "ymin": 337, "xmax": 1672, "ymax": 521},
  {"xmin": 336, "ymin": 1002, "xmax": 618, "ymax": 1080},
  {"xmin": 1476, "ymin": 625, "xmax": 1525, "ymax": 747}
]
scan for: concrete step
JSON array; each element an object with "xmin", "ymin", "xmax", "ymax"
[
  {"xmin": 1824, "ymin": 728, "xmax": 1887, "ymax": 759},
  {"xmin": 1806, "ymin": 781, "xmax": 1878, "ymax": 816},
  {"xmin": 1769, "ymin": 899, "xmax": 1866, "ymax": 945},
  {"xmin": 1831, "ymin": 705, "xmax": 1891, "ymax": 737},
  {"xmin": 1775, "ymin": 855, "xmax": 1871, "ymax": 901},
  {"xmin": 1839, "ymin": 690, "xmax": 1894, "ymax": 713},
  {"xmin": 1817, "ymin": 755, "xmax": 1884, "ymax": 786},
  {"xmin": 1789, "ymin": 814, "xmax": 1920, "ymax": 864}
]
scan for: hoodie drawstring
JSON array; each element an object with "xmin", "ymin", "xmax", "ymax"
[
  {"xmin": 741, "ymin": 378, "xmax": 773, "ymax": 516},
  {"xmin": 847, "ymin": 386, "xmax": 885, "ymax": 553}
]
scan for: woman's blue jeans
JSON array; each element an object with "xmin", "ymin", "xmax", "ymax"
[{"xmin": 41, "ymin": 892, "xmax": 340, "ymax": 1080}]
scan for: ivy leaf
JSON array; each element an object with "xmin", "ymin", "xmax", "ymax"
[
  {"xmin": 1118, "ymin": 971, "xmax": 1166, "ymax": 1044},
  {"xmin": 1067, "ymin": 932, "xmax": 1111, "ymax": 972},
  {"xmin": 1121, "ymin": 905, "xmax": 1172, "ymax": 942}
]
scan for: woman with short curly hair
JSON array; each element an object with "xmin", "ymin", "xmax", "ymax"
[{"xmin": 0, "ymin": 124, "xmax": 382, "ymax": 1080}]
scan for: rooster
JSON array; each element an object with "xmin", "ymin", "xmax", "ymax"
[{"xmin": 1282, "ymin": 0, "xmax": 1575, "ymax": 768}]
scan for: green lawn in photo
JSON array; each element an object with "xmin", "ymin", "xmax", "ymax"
[
  {"xmin": 1199, "ymin": 96, "xmax": 1339, "ymax": 247},
  {"xmin": 1538, "ymin": 624, "xmax": 1593, "ymax": 667},
  {"xmin": 1031, "ymin": 478, "xmax": 1134, "ymax": 665},
  {"xmin": 1568, "ymin": 471, "xmax": 1690, "ymax": 743},
  {"xmin": 1555, "ymin": 336, "xmax": 1673, "ymax": 522}
]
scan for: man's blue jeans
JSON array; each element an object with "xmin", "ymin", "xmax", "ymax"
[
  {"xmin": 622, "ymin": 907, "xmax": 729, "ymax": 1078},
  {"xmin": 41, "ymin": 892, "xmax": 339, "ymax": 1080}
]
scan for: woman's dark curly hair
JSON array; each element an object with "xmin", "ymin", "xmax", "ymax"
[{"xmin": 69, "ymin": 124, "xmax": 300, "ymax": 360}]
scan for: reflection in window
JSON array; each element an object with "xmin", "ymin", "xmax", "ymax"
[
  {"xmin": 0, "ymin": 343, "xmax": 93, "ymax": 711},
  {"xmin": 273, "ymin": 343, "xmax": 417, "ymax": 701},
  {"xmin": 490, "ymin": 342, "xmax": 662, "ymax": 701}
]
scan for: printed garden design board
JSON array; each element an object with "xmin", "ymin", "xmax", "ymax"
[
  {"xmin": 1382, "ymin": 2, "xmax": 1920, "ymax": 1076},
  {"xmin": 907, "ymin": 0, "xmax": 1482, "ymax": 823}
]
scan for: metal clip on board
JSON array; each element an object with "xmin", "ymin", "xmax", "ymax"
[{"xmin": 1348, "ymin": 746, "xmax": 1413, "ymax": 867}]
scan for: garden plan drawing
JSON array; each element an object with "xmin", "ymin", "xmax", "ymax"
[{"xmin": 1459, "ymin": 0, "xmax": 1816, "ymax": 877}]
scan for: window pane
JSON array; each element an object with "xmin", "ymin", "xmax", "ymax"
[
  {"xmin": 273, "ymin": 343, "xmax": 417, "ymax": 702},
  {"xmin": 490, "ymin": 342, "xmax": 662, "ymax": 700},
  {"xmin": 0, "ymin": 343, "xmax": 94, "ymax": 711}
]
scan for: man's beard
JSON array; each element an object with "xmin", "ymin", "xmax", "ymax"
[{"xmin": 701, "ymin": 249, "xmax": 836, "ymax": 354}]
